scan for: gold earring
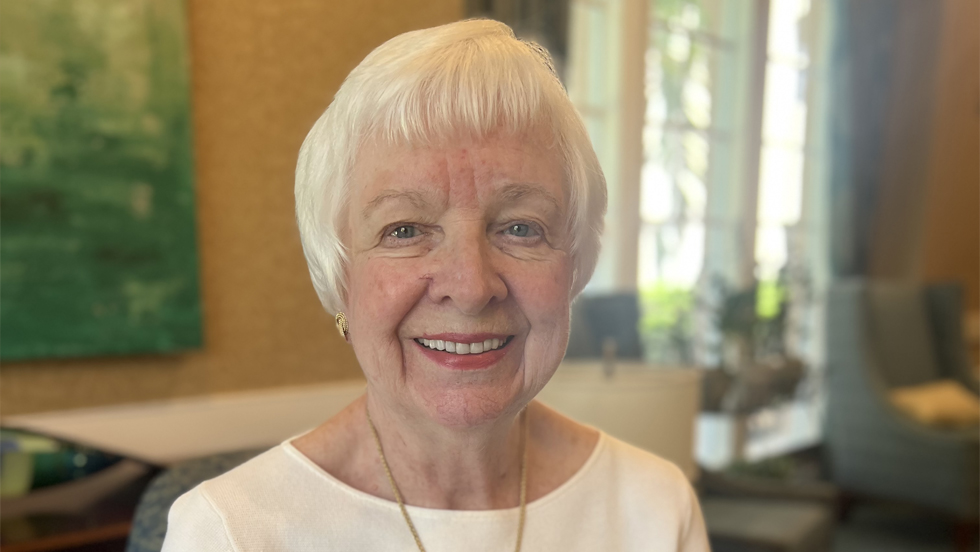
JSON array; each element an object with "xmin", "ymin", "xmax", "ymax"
[{"xmin": 335, "ymin": 312, "xmax": 349, "ymax": 339}]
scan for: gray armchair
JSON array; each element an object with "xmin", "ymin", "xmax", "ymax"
[{"xmin": 824, "ymin": 280, "xmax": 979, "ymax": 520}]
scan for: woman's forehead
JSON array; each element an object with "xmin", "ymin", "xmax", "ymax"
[{"xmin": 350, "ymin": 132, "xmax": 566, "ymax": 211}]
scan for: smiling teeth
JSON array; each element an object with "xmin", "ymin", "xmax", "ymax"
[{"xmin": 418, "ymin": 337, "xmax": 505, "ymax": 354}]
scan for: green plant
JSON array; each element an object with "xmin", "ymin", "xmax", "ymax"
[{"xmin": 639, "ymin": 283, "xmax": 695, "ymax": 363}]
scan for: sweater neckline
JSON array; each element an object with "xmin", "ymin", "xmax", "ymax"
[{"xmin": 280, "ymin": 429, "xmax": 608, "ymax": 519}]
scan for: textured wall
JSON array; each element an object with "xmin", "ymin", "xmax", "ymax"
[
  {"xmin": 919, "ymin": 0, "xmax": 980, "ymax": 310},
  {"xmin": 1, "ymin": 0, "xmax": 463, "ymax": 416}
]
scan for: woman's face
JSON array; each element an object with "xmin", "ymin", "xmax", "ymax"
[{"xmin": 345, "ymin": 130, "xmax": 573, "ymax": 428}]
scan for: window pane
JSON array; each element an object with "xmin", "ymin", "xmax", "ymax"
[
  {"xmin": 641, "ymin": 163, "xmax": 674, "ymax": 223},
  {"xmin": 762, "ymin": 61, "xmax": 809, "ymax": 146},
  {"xmin": 646, "ymin": 31, "xmax": 719, "ymax": 131},
  {"xmin": 642, "ymin": 0, "xmax": 756, "ymax": 366},
  {"xmin": 638, "ymin": 220, "xmax": 705, "ymax": 287},
  {"xmin": 757, "ymin": 145, "xmax": 804, "ymax": 226},
  {"xmin": 754, "ymin": 0, "xmax": 815, "ymax": 288},
  {"xmin": 754, "ymin": 223, "xmax": 788, "ymax": 281},
  {"xmin": 767, "ymin": 0, "xmax": 811, "ymax": 63}
]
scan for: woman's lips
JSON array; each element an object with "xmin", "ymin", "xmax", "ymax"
[{"xmin": 413, "ymin": 334, "xmax": 515, "ymax": 370}]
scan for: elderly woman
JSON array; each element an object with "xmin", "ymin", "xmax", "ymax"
[{"xmin": 163, "ymin": 19, "xmax": 708, "ymax": 552}]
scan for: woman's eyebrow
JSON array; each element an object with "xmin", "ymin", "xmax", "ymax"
[
  {"xmin": 497, "ymin": 183, "xmax": 561, "ymax": 212},
  {"xmin": 362, "ymin": 189, "xmax": 434, "ymax": 218}
]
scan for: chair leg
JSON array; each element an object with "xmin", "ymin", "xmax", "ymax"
[{"xmin": 953, "ymin": 518, "xmax": 979, "ymax": 552}]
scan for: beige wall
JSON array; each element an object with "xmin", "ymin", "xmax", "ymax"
[
  {"xmin": 0, "ymin": 0, "xmax": 463, "ymax": 416},
  {"xmin": 919, "ymin": 0, "xmax": 980, "ymax": 310}
]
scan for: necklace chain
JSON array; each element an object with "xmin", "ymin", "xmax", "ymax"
[{"xmin": 366, "ymin": 407, "xmax": 529, "ymax": 552}]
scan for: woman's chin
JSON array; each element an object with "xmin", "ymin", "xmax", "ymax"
[{"xmin": 413, "ymin": 384, "xmax": 527, "ymax": 429}]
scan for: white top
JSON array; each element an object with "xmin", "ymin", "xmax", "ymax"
[{"xmin": 162, "ymin": 432, "xmax": 710, "ymax": 551}]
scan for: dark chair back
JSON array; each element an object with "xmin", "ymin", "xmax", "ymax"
[{"xmin": 566, "ymin": 292, "xmax": 643, "ymax": 359}]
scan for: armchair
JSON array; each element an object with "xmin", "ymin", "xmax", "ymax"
[{"xmin": 824, "ymin": 280, "xmax": 979, "ymax": 520}]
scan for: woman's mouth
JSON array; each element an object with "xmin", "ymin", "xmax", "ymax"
[
  {"xmin": 413, "ymin": 335, "xmax": 514, "ymax": 355},
  {"xmin": 412, "ymin": 334, "xmax": 516, "ymax": 370}
]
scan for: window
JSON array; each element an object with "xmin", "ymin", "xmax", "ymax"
[
  {"xmin": 569, "ymin": 0, "xmax": 827, "ymax": 365},
  {"xmin": 568, "ymin": 0, "xmax": 831, "ymax": 460},
  {"xmin": 640, "ymin": 0, "xmax": 756, "ymax": 364}
]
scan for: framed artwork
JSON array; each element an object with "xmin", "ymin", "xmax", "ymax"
[{"xmin": 0, "ymin": 0, "xmax": 203, "ymax": 360}]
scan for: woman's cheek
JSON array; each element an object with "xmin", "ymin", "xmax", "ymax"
[
  {"xmin": 507, "ymin": 252, "xmax": 573, "ymax": 306},
  {"xmin": 348, "ymin": 257, "xmax": 426, "ymax": 337},
  {"xmin": 508, "ymin": 254, "xmax": 572, "ymax": 350}
]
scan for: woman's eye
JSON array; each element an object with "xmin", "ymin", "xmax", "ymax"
[
  {"xmin": 389, "ymin": 225, "xmax": 419, "ymax": 239},
  {"xmin": 505, "ymin": 223, "xmax": 537, "ymax": 238}
]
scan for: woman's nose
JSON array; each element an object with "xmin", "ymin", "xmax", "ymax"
[{"xmin": 427, "ymin": 229, "xmax": 508, "ymax": 314}]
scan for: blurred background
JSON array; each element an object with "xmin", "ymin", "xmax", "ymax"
[{"xmin": 0, "ymin": 0, "xmax": 977, "ymax": 551}]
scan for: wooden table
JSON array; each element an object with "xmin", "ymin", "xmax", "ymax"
[{"xmin": 0, "ymin": 470, "xmax": 156, "ymax": 552}]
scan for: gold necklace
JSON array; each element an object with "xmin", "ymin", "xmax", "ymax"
[{"xmin": 366, "ymin": 407, "xmax": 529, "ymax": 552}]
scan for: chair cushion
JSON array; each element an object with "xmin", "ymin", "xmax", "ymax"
[{"xmin": 890, "ymin": 379, "xmax": 980, "ymax": 428}]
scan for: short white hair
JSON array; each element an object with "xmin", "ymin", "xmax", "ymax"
[{"xmin": 295, "ymin": 19, "xmax": 606, "ymax": 315}]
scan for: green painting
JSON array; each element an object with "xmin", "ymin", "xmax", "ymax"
[{"xmin": 0, "ymin": 0, "xmax": 202, "ymax": 360}]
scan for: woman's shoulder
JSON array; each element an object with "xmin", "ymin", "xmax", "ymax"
[
  {"xmin": 579, "ymin": 431, "xmax": 699, "ymax": 515},
  {"xmin": 170, "ymin": 440, "xmax": 332, "ymax": 522},
  {"xmin": 162, "ymin": 446, "xmax": 297, "ymax": 551},
  {"xmin": 587, "ymin": 434, "xmax": 709, "ymax": 550},
  {"xmin": 600, "ymin": 433, "xmax": 690, "ymax": 479},
  {"xmin": 598, "ymin": 433, "xmax": 693, "ymax": 489},
  {"xmin": 191, "ymin": 441, "xmax": 320, "ymax": 504},
  {"xmin": 529, "ymin": 401, "xmax": 689, "ymax": 489},
  {"xmin": 527, "ymin": 402, "xmax": 692, "ymax": 505},
  {"xmin": 162, "ymin": 443, "xmax": 332, "ymax": 550},
  {"xmin": 163, "ymin": 485, "xmax": 235, "ymax": 552}
]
